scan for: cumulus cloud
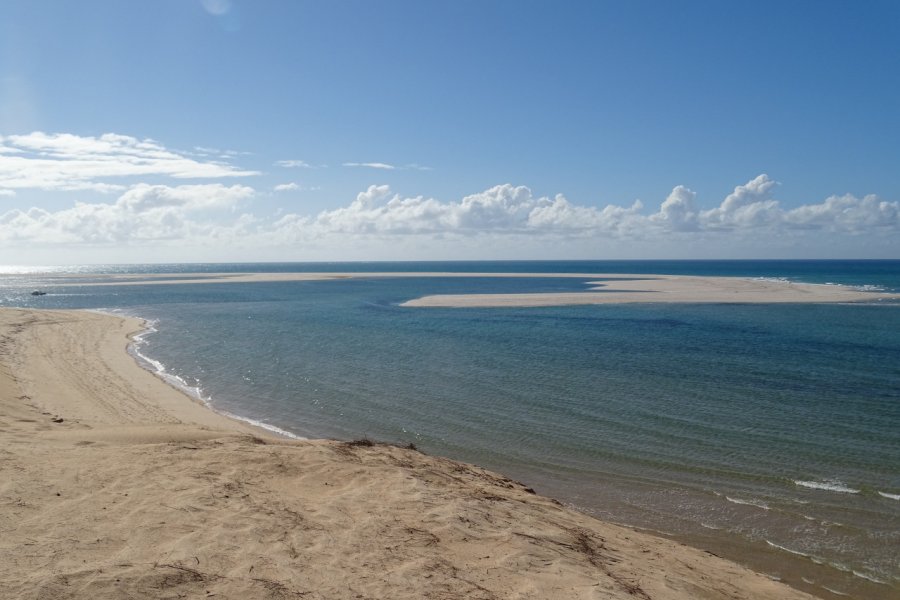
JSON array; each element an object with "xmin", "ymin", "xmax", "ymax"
[
  {"xmin": 0, "ymin": 131, "xmax": 258, "ymax": 193},
  {"xmin": 651, "ymin": 186, "xmax": 698, "ymax": 231},
  {"xmin": 302, "ymin": 183, "xmax": 643, "ymax": 236},
  {"xmin": 289, "ymin": 176, "xmax": 897, "ymax": 241},
  {"xmin": 0, "ymin": 183, "xmax": 253, "ymax": 244},
  {"xmin": 699, "ymin": 174, "xmax": 780, "ymax": 229},
  {"xmin": 784, "ymin": 193, "xmax": 900, "ymax": 232},
  {"xmin": 274, "ymin": 183, "xmax": 300, "ymax": 192},
  {"xmin": 0, "ymin": 175, "xmax": 896, "ymax": 255}
]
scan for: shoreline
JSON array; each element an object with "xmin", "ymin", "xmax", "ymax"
[
  {"xmin": 122, "ymin": 309, "xmax": 897, "ymax": 599},
  {"xmin": 125, "ymin": 317, "xmax": 306, "ymax": 441},
  {"xmin": 0, "ymin": 306, "xmax": 822, "ymax": 599}
]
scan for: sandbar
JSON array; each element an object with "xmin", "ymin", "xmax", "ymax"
[
  {"xmin": 401, "ymin": 274, "xmax": 900, "ymax": 307},
  {"xmin": 0, "ymin": 307, "xmax": 820, "ymax": 599},
  {"xmin": 40, "ymin": 271, "xmax": 900, "ymax": 306}
]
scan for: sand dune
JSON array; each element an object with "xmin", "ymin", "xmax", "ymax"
[{"xmin": 0, "ymin": 308, "xmax": 817, "ymax": 599}]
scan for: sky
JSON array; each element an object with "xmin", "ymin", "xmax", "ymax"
[{"xmin": 1, "ymin": 0, "xmax": 898, "ymax": 264}]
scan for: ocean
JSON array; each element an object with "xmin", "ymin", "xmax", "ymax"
[{"xmin": 2, "ymin": 260, "xmax": 898, "ymax": 599}]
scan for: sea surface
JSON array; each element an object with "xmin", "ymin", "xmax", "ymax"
[{"xmin": 2, "ymin": 260, "xmax": 898, "ymax": 600}]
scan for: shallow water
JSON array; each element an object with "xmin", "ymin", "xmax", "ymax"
[{"xmin": 3, "ymin": 260, "xmax": 898, "ymax": 599}]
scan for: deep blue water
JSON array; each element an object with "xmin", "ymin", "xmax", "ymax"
[{"xmin": 2, "ymin": 260, "xmax": 898, "ymax": 598}]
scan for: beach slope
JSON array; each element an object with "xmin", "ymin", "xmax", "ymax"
[{"xmin": 0, "ymin": 308, "xmax": 816, "ymax": 599}]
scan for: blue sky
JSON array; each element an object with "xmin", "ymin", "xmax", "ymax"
[{"xmin": 1, "ymin": 0, "xmax": 898, "ymax": 263}]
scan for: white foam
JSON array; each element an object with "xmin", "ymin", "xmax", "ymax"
[
  {"xmin": 878, "ymin": 491, "xmax": 900, "ymax": 500},
  {"xmin": 794, "ymin": 480, "xmax": 860, "ymax": 494},
  {"xmin": 851, "ymin": 570, "xmax": 887, "ymax": 585},
  {"xmin": 219, "ymin": 410, "xmax": 306, "ymax": 440},
  {"xmin": 765, "ymin": 540, "xmax": 810, "ymax": 558},
  {"xmin": 822, "ymin": 586, "xmax": 850, "ymax": 597},
  {"xmin": 725, "ymin": 496, "xmax": 769, "ymax": 510}
]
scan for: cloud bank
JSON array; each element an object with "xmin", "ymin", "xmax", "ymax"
[
  {"xmin": 277, "ymin": 175, "xmax": 896, "ymax": 239},
  {"xmin": 0, "ymin": 132, "xmax": 895, "ymax": 258},
  {"xmin": 1, "ymin": 174, "xmax": 896, "ymax": 258}
]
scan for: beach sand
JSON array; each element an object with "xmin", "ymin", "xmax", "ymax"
[
  {"xmin": 400, "ymin": 274, "xmax": 900, "ymax": 307},
  {"xmin": 46, "ymin": 271, "xmax": 900, "ymax": 306},
  {"xmin": 0, "ymin": 307, "xmax": 818, "ymax": 599}
]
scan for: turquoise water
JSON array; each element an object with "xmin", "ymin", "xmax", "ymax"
[{"xmin": 2, "ymin": 261, "xmax": 898, "ymax": 599}]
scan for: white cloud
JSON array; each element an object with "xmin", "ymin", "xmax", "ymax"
[
  {"xmin": 193, "ymin": 146, "xmax": 220, "ymax": 155},
  {"xmin": 0, "ymin": 183, "xmax": 253, "ymax": 244},
  {"xmin": 0, "ymin": 188, "xmax": 15, "ymax": 196},
  {"xmin": 194, "ymin": 146, "xmax": 251, "ymax": 159},
  {"xmin": 299, "ymin": 183, "xmax": 645, "ymax": 237},
  {"xmin": 342, "ymin": 162, "xmax": 433, "ymax": 171},
  {"xmin": 276, "ymin": 159, "xmax": 318, "ymax": 169},
  {"xmin": 784, "ymin": 193, "xmax": 900, "ymax": 233},
  {"xmin": 289, "ymin": 177, "xmax": 897, "ymax": 241},
  {"xmin": 699, "ymin": 174, "xmax": 780, "ymax": 229},
  {"xmin": 274, "ymin": 183, "xmax": 300, "ymax": 192},
  {"xmin": 343, "ymin": 162, "xmax": 397, "ymax": 170},
  {"xmin": 651, "ymin": 185, "xmax": 698, "ymax": 231},
  {"xmin": 0, "ymin": 175, "xmax": 896, "ymax": 257},
  {"xmin": 0, "ymin": 132, "xmax": 258, "ymax": 193}
]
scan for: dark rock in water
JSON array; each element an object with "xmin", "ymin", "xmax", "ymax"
[{"xmin": 31, "ymin": 291, "xmax": 47, "ymax": 296}]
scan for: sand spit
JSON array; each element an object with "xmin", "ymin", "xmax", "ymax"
[
  {"xmin": 401, "ymin": 274, "xmax": 900, "ymax": 306},
  {"xmin": 45, "ymin": 271, "xmax": 602, "ymax": 287},
  {"xmin": 0, "ymin": 308, "xmax": 817, "ymax": 599},
  {"xmin": 39, "ymin": 271, "xmax": 900, "ymax": 305}
]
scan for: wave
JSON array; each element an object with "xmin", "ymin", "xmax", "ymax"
[
  {"xmin": 822, "ymin": 587, "xmax": 851, "ymax": 597},
  {"xmin": 724, "ymin": 496, "xmax": 769, "ymax": 510},
  {"xmin": 766, "ymin": 540, "xmax": 810, "ymax": 558},
  {"xmin": 219, "ymin": 410, "xmax": 305, "ymax": 440},
  {"xmin": 878, "ymin": 491, "xmax": 900, "ymax": 500},
  {"xmin": 794, "ymin": 480, "xmax": 860, "ymax": 494},
  {"xmin": 766, "ymin": 542, "xmax": 889, "ymax": 587},
  {"xmin": 852, "ymin": 570, "xmax": 888, "ymax": 585}
]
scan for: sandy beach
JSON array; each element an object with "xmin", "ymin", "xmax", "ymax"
[{"xmin": 0, "ymin": 307, "xmax": 821, "ymax": 599}]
